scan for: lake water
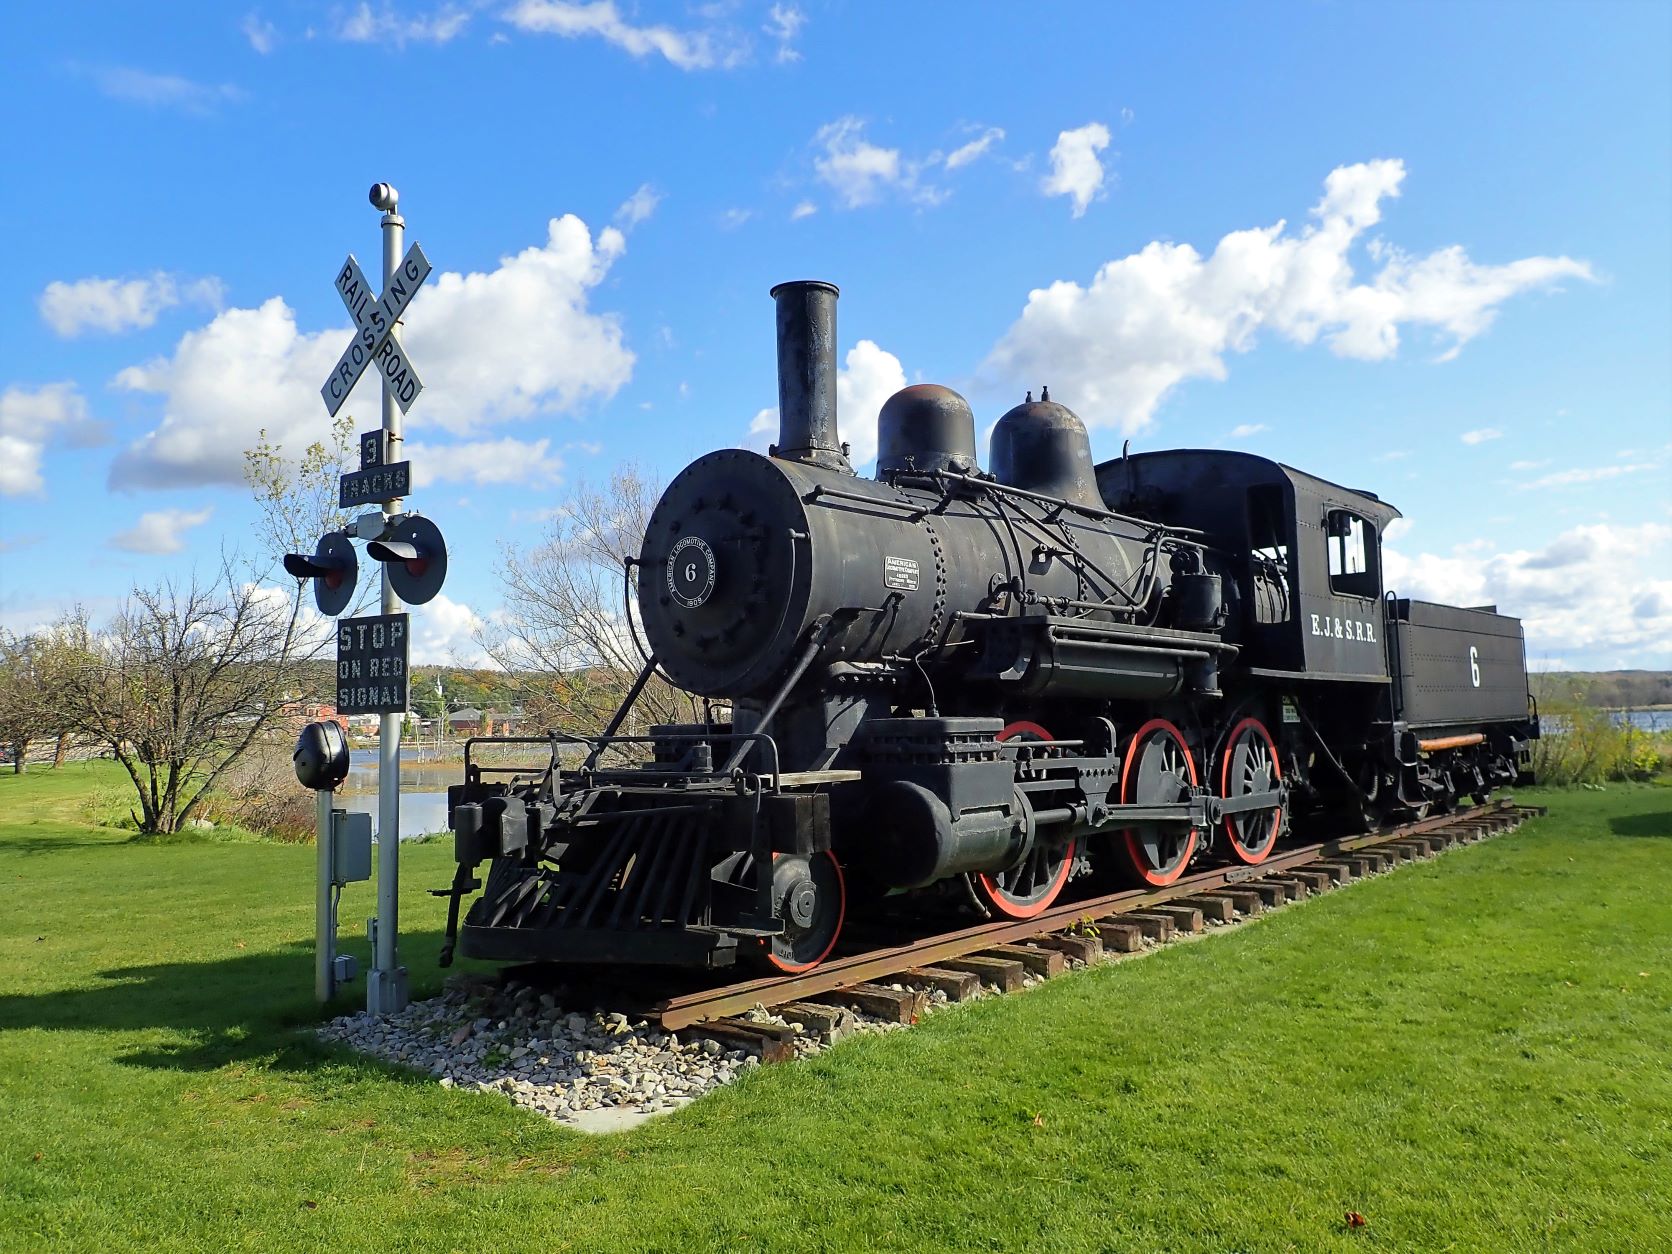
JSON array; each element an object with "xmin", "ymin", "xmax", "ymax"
[
  {"xmin": 1538, "ymin": 709, "xmax": 1672, "ymax": 736},
  {"xmin": 1617, "ymin": 710, "xmax": 1672, "ymax": 733},
  {"xmin": 339, "ymin": 747, "xmax": 457, "ymax": 841}
]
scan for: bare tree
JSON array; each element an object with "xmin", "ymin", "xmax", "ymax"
[
  {"xmin": 51, "ymin": 563, "xmax": 317, "ymax": 834},
  {"xmin": 487, "ymin": 464, "xmax": 699, "ymax": 734}
]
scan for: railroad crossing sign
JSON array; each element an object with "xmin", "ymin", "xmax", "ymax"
[{"xmin": 320, "ymin": 242, "xmax": 431, "ymax": 417}]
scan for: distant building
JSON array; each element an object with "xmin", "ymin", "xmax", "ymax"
[
  {"xmin": 443, "ymin": 706, "xmax": 524, "ymax": 737},
  {"xmin": 447, "ymin": 707, "xmax": 485, "ymax": 735},
  {"xmin": 278, "ymin": 698, "xmax": 347, "ymax": 735}
]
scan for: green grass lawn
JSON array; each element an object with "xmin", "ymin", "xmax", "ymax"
[{"xmin": 2, "ymin": 762, "xmax": 1669, "ymax": 1252}]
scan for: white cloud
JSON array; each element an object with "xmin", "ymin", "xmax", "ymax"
[
  {"xmin": 110, "ymin": 214, "xmax": 632, "ymax": 489},
  {"xmin": 1520, "ymin": 462, "xmax": 1655, "ymax": 489},
  {"xmin": 1229, "ymin": 422, "xmax": 1268, "ymax": 438},
  {"xmin": 1041, "ymin": 122, "xmax": 1112, "ymax": 218},
  {"xmin": 1460, "ymin": 427, "xmax": 1502, "ymax": 445},
  {"xmin": 503, "ymin": 0, "xmax": 741, "ymax": 70},
  {"xmin": 812, "ymin": 117, "xmax": 948, "ymax": 209},
  {"xmin": 986, "ymin": 159, "xmax": 1593, "ymax": 436},
  {"xmin": 613, "ymin": 183, "xmax": 661, "ymax": 230},
  {"xmin": 764, "ymin": 4, "xmax": 805, "ymax": 63},
  {"xmin": 944, "ymin": 127, "xmax": 1005, "ymax": 171},
  {"xmin": 1509, "ymin": 458, "xmax": 1549, "ymax": 471},
  {"xmin": 745, "ymin": 339, "xmax": 906, "ymax": 469},
  {"xmin": 242, "ymin": 12, "xmax": 278, "ymax": 53},
  {"xmin": 719, "ymin": 207, "xmax": 753, "ymax": 229},
  {"xmin": 109, "ymin": 506, "xmax": 215, "ymax": 555},
  {"xmin": 336, "ymin": 3, "xmax": 470, "ymax": 45},
  {"xmin": 410, "ymin": 592, "xmax": 494, "ymax": 666},
  {"xmin": 790, "ymin": 200, "xmax": 817, "ymax": 221},
  {"xmin": 84, "ymin": 66, "xmax": 243, "ymax": 113},
  {"xmin": 406, "ymin": 437, "xmax": 564, "ymax": 487},
  {"xmin": 0, "ymin": 383, "xmax": 108, "ymax": 496},
  {"xmin": 1384, "ymin": 522, "xmax": 1672, "ymax": 665},
  {"xmin": 814, "ymin": 117, "xmax": 907, "ymax": 208},
  {"xmin": 39, "ymin": 273, "xmax": 224, "ymax": 338}
]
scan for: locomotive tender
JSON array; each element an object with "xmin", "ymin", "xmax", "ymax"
[{"xmin": 440, "ymin": 281, "xmax": 1537, "ymax": 973}]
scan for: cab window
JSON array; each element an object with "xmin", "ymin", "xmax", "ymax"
[{"xmin": 1326, "ymin": 510, "xmax": 1378, "ymax": 598}]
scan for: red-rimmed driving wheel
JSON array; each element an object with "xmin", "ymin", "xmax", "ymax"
[
  {"xmin": 1117, "ymin": 719, "xmax": 1200, "ymax": 887},
  {"xmin": 754, "ymin": 850, "xmax": 846, "ymax": 973},
  {"xmin": 970, "ymin": 721, "xmax": 1077, "ymax": 919},
  {"xmin": 1219, "ymin": 717, "xmax": 1283, "ymax": 865}
]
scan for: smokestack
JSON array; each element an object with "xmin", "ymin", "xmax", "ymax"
[{"xmin": 770, "ymin": 280, "xmax": 851, "ymax": 473}]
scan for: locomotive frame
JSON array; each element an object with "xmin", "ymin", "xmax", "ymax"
[{"xmin": 436, "ymin": 280, "xmax": 1538, "ymax": 974}]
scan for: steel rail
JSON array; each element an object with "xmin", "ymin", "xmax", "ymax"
[{"xmin": 647, "ymin": 801, "xmax": 1534, "ymax": 1029}]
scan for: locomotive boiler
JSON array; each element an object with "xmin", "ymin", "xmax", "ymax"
[{"xmin": 438, "ymin": 280, "xmax": 1538, "ymax": 974}]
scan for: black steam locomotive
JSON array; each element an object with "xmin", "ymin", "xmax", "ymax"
[{"xmin": 439, "ymin": 281, "xmax": 1537, "ymax": 973}]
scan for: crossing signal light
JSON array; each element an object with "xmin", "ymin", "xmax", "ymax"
[
  {"xmin": 366, "ymin": 514, "xmax": 447, "ymax": 605},
  {"xmin": 283, "ymin": 530, "xmax": 357, "ymax": 616}
]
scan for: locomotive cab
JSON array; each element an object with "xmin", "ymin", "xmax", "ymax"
[{"xmin": 1097, "ymin": 448, "xmax": 1401, "ymax": 679}]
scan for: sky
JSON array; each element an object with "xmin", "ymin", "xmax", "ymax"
[{"xmin": 1, "ymin": 1, "xmax": 1668, "ymax": 672}]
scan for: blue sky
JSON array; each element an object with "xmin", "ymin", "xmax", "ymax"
[{"xmin": 2, "ymin": 1, "xmax": 1668, "ymax": 670}]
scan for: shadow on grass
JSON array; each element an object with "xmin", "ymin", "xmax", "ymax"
[
  {"xmin": 0, "ymin": 831, "xmax": 129, "ymax": 855},
  {"xmin": 0, "ymin": 931, "xmax": 459, "ymax": 1080},
  {"xmin": 1609, "ymin": 810, "xmax": 1672, "ymax": 837}
]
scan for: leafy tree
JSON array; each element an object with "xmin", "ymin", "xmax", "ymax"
[
  {"xmin": 243, "ymin": 413, "xmax": 357, "ymax": 565},
  {"xmin": 0, "ymin": 632, "xmax": 51, "ymax": 772}
]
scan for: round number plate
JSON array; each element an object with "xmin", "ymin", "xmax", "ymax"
[{"xmin": 667, "ymin": 535, "xmax": 717, "ymax": 609}]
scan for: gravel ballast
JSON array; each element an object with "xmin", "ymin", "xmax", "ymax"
[{"xmin": 316, "ymin": 973, "xmax": 963, "ymax": 1132}]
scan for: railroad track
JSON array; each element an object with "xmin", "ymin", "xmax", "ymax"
[{"xmin": 634, "ymin": 801, "xmax": 1547, "ymax": 1055}]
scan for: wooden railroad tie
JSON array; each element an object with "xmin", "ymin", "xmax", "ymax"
[
  {"xmin": 1183, "ymin": 893, "xmax": 1236, "ymax": 923},
  {"xmin": 701, "ymin": 1018, "xmax": 797, "ymax": 1063},
  {"xmin": 1124, "ymin": 912, "xmax": 1177, "ymax": 942},
  {"xmin": 777, "ymin": 1001, "xmax": 856, "ymax": 1042},
  {"xmin": 1259, "ymin": 875, "xmax": 1311, "ymax": 899},
  {"xmin": 901, "ymin": 966, "xmax": 981, "ymax": 1001},
  {"xmin": 1285, "ymin": 869, "xmax": 1334, "ymax": 893},
  {"xmin": 1151, "ymin": 903, "xmax": 1206, "ymax": 933},
  {"xmin": 812, "ymin": 983, "xmax": 927, "ymax": 1024},
  {"xmin": 938, "ymin": 954, "xmax": 1027, "ymax": 993},
  {"xmin": 1220, "ymin": 889, "xmax": 1265, "ymax": 915},
  {"xmin": 1249, "ymin": 881, "xmax": 1289, "ymax": 907},
  {"xmin": 1092, "ymin": 919, "xmax": 1146, "ymax": 953},
  {"xmin": 981, "ymin": 944, "xmax": 1067, "ymax": 978},
  {"xmin": 1030, "ymin": 933, "xmax": 1103, "ymax": 964}
]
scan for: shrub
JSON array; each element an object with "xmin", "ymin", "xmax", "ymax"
[
  {"xmin": 1532, "ymin": 704, "xmax": 1671, "ymax": 786},
  {"xmin": 198, "ymin": 743, "xmax": 321, "ymax": 843}
]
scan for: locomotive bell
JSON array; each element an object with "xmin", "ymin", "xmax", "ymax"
[
  {"xmin": 875, "ymin": 385, "xmax": 979, "ymax": 478},
  {"xmin": 990, "ymin": 390, "xmax": 1105, "ymax": 509}
]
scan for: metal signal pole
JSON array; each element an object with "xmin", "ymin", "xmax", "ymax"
[{"xmin": 368, "ymin": 183, "xmax": 409, "ymax": 1015}]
